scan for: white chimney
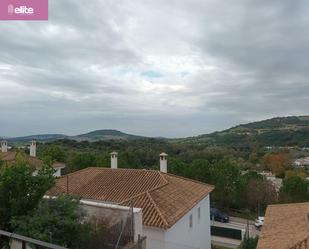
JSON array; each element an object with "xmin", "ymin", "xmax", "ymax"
[
  {"xmin": 160, "ymin": 152, "xmax": 168, "ymax": 173},
  {"xmin": 30, "ymin": 140, "xmax": 36, "ymax": 157},
  {"xmin": 1, "ymin": 140, "xmax": 8, "ymax": 153},
  {"xmin": 111, "ymin": 151, "xmax": 118, "ymax": 169}
]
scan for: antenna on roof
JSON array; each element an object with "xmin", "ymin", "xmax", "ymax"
[{"xmin": 66, "ymin": 175, "xmax": 69, "ymax": 194}]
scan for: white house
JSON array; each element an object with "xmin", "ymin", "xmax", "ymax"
[
  {"xmin": 0, "ymin": 140, "xmax": 65, "ymax": 177},
  {"xmin": 47, "ymin": 152, "xmax": 214, "ymax": 249},
  {"xmin": 293, "ymin": 157, "xmax": 309, "ymax": 168}
]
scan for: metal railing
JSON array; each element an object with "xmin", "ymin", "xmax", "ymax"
[{"xmin": 0, "ymin": 229, "xmax": 68, "ymax": 249}]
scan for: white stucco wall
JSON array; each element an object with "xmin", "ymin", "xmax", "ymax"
[
  {"xmin": 143, "ymin": 226, "xmax": 165, "ymax": 249},
  {"xmin": 53, "ymin": 168, "xmax": 62, "ymax": 177},
  {"xmin": 80, "ymin": 199, "xmax": 143, "ymax": 242},
  {"xmin": 32, "ymin": 168, "xmax": 62, "ymax": 177},
  {"xmin": 144, "ymin": 195, "xmax": 211, "ymax": 249}
]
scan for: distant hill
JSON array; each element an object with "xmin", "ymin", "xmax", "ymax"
[
  {"xmin": 176, "ymin": 116, "xmax": 309, "ymax": 147},
  {"xmin": 1, "ymin": 130, "xmax": 145, "ymax": 144},
  {"xmin": 71, "ymin": 129, "xmax": 144, "ymax": 142},
  {"xmin": 2, "ymin": 116, "xmax": 309, "ymax": 147},
  {"xmin": 230, "ymin": 116, "xmax": 309, "ymax": 131},
  {"xmin": 5, "ymin": 134, "xmax": 67, "ymax": 143}
]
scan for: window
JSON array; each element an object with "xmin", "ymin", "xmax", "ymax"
[
  {"xmin": 189, "ymin": 214, "xmax": 193, "ymax": 228},
  {"xmin": 198, "ymin": 207, "xmax": 201, "ymax": 220}
]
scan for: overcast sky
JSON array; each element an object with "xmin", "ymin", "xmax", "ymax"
[{"xmin": 0, "ymin": 0, "xmax": 309, "ymax": 137}]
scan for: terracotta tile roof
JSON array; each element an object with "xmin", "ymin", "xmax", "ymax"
[
  {"xmin": 47, "ymin": 167, "xmax": 214, "ymax": 229},
  {"xmin": 257, "ymin": 202, "xmax": 309, "ymax": 249},
  {"xmin": 51, "ymin": 162, "xmax": 66, "ymax": 169},
  {"xmin": 0, "ymin": 151, "xmax": 17, "ymax": 161},
  {"xmin": 0, "ymin": 151, "xmax": 64, "ymax": 170}
]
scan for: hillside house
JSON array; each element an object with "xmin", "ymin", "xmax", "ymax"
[
  {"xmin": 259, "ymin": 171, "xmax": 282, "ymax": 192},
  {"xmin": 293, "ymin": 157, "xmax": 309, "ymax": 168},
  {"xmin": 0, "ymin": 140, "xmax": 65, "ymax": 177},
  {"xmin": 47, "ymin": 152, "xmax": 214, "ymax": 249}
]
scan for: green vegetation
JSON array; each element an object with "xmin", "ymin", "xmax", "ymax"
[
  {"xmin": 12, "ymin": 196, "xmax": 91, "ymax": 248},
  {"xmin": 168, "ymin": 159, "xmax": 277, "ymax": 212},
  {"xmin": 0, "ymin": 159, "xmax": 104, "ymax": 248},
  {"xmin": 73, "ymin": 129, "xmax": 144, "ymax": 141},
  {"xmin": 238, "ymin": 236, "xmax": 259, "ymax": 249},
  {"xmin": 176, "ymin": 116, "xmax": 309, "ymax": 147},
  {"xmin": 279, "ymin": 176, "xmax": 309, "ymax": 203},
  {"xmin": 0, "ymin": 159, "xmax": 55, "ymax": 231},
  {"xmin": 3, "ymin": 115, "xmax": 309, "ymax": 224}
]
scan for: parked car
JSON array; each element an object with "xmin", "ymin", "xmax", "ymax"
[
  {"xmin": 210, "ymin": 208, "xmax": 229, "ymax": 223},
  {"xmin": 255, "ymin": 216, "xmax": 264, "ymax": 230}
]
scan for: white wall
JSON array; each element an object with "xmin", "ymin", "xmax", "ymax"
[
  {"xmin": 32, "ymin": 168, "xmax": 63, "ymax": 177},
  {"xmin": 144, "ymin": 195, "xmax": 211, "ymax": 249},
  {"xmin": 80, "ymin": 200, "xmax": 143, "ymax": 242},
  {"xmin": 53, "ymin": 168, "xmax": 62, "ymax": 177},
  {"xmin": 143, "ymin": 226, "xmax": 165, "ymax": 249}
]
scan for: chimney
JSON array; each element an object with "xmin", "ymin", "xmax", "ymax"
[
  {"xmin": 111, "ymin": 151, "xmax": 118, "ymax": 169},
  {"xmin": 160, "ymin": 152, "xmax": 168, "ymax": 173},
  {"xmin": 1, "ymin": 140, "xmax": 8, "ymax": 153},
  {"xmin": 30, "ymin": 140, "xmax": 36, "ymax": 157}
]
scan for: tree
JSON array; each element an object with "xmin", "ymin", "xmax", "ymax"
[
  {"xmin": 285, "ymin": 169, "xmax": 306, "ymax": 179},
  {"xmin": 119, "ymin": 151, "xmax": 142, "ymax": 169},
  {"xmin": 185, "ymin": 159, "xmax": 212, "ymax": 183},
  {"xmin": 70, "ymin": 153, "xmax": 97, "ymax": 171},
  {"xmin": 0, "ymin": 159, "xmax": 55, "ymax": 231},
  {"xmin": 245, "ymin": 179, "xmax": 277, "ymax": 211},
  {"xmin": 168, "ymin": 157, "xmax": 188, "ymax": 176},
  {"xmin": 12, "ymin": 196, "xmax": 92, "ymax": 249},
  {"xmin": 41, "ymin": 145, "xmax": 66, "ymax": 163},
  {"xmin": 263, "ymin": 153, "xmax": 291, "ymax": 177},
  {"xmin": 280, "ymin": 176, "xmax": 309, "ymax": 202},
  {"xmin": 211, "ymin": 160, "xmax": 242, "ymax": 208},
  {"xmin": 238, "ymin": 236, "xmax": 258, "ymax": 249}
]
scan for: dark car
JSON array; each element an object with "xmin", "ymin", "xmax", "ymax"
[{"xmin": 210, "ymin": 208, "xmax": 229, "ymax": 223}]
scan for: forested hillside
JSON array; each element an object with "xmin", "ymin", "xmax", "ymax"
[{"xmin": 176, "ymin": 116, "xmax": 309, "ymax": 147}]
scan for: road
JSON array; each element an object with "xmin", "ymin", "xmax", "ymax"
[{"xmin": 211, "ymin": 216, "xmax": 260, "ymax": 248}]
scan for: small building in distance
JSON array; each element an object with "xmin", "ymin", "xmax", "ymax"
[
  {"xmin": 293, "ymin": 157, "xmax": 309, "ymax": 168},
  {"xmin": 259, "ymin": 171, "xmax": 282, "ymax": 192},
  {"xmin": 0, "ymin": 140, "xmax": 65, "ymax": 177}
]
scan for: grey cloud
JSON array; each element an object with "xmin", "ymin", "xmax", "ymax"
[{"xmin": 0, "ymin": 0, "xmax": 309, "ymax": 137}]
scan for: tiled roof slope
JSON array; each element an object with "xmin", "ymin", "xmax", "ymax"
[
  {"xmin": 0, "ymin": 151, "xmax": 64, "ymax": 170},
  {"xmin": 47, "ymin": 167, "xmax": 214, "ymax": 229},
  {"xmin": 257, "ymin": 202, "xmax": 309, "ymax": 249},
  {"xmin": 0, "ymin": 151, "xmax": 17, "ymax": 161}
]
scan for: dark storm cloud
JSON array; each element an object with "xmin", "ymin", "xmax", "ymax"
[{"xmin": 0, "ymin": 0, "xmax": 308, "ymax": 137}]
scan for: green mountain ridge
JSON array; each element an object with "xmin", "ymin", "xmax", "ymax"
[
  {"xmin": 71, "ymin": 129, "xmax": 144, "ymax": 141},
  {"xmin": 2, "ymin": 116, "xmax": 309, "ymax": 147},
  {"xmin": 177, "ymin": 116, "xmax": 309, "ymax": 147},
  {"xmin": 1, "ymin": 130, "xmax": 145, "ymax": 144}
]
